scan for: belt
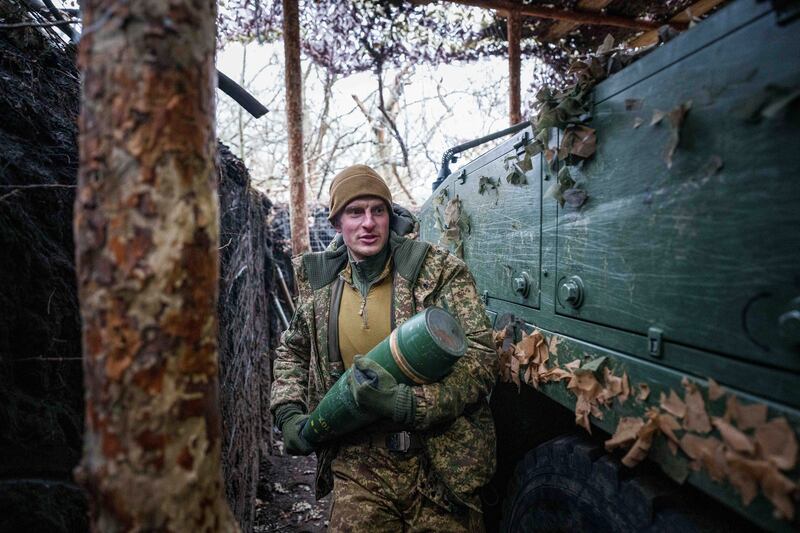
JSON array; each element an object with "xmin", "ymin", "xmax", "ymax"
[{"xmin": 343, "ymin": 430, "xmax": 423, "ymax": 453}]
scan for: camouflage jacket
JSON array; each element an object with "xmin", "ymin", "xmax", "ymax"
[{"xmin": 270, "ymin": 233, "xmax": 498, "ymax": 511}]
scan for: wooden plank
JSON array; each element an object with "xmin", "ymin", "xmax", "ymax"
[
  {"xmin": 627, "ymin": 0, "xmax": 729, "ymax": 47},
  {"xmin": 541, "ymin": 0, "xmax": 613, "ymax": 42},
  {"xmin": 436, "ymin": 0, "xmax": 679, "ymax": 31}
]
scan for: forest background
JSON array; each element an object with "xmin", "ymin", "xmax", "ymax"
[
  {"xmin": 215, "ymin": 1, "xmax": 556, "ymax": 207},
  {"xmin": 217, "ymin": 41, "xmax": 531, "ymax": 207}
]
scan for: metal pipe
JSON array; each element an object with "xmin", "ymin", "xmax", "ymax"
[
  {"xmin": 275, "ymin": 265, "xmax": 296, "ymax": 314},
  {"xmin": 272, "ymin": 292, "xmax": 290, "ymax": 330},
  {"xmin": 432, "ymin": 121, "xmax": 530, "ymax": 191},
  {"xmin": 217, "ymin": 71, "xmax": 269, "ymax": 119}
]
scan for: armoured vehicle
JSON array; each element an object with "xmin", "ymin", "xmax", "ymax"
[{"xmin": 418, "ymin": 1, "xmax": 800, "ymax": 530}]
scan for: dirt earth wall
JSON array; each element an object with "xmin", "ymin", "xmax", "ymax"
[{"xmin": 0, "ymin": 3, "xmax": 274, "ymax": 530}]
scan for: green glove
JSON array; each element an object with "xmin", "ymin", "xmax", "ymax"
[
  {"xmin": 275, "ymin": 403, "xmax": 314, "ymax": 456},
  {"xmin": 348, "ymin": 356, "xmax": 416, "ymax": 426}
]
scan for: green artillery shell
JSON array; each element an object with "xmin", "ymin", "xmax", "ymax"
[{"xmin": 301, "ymin": 306, "xmax": 467, "ymax": 444}]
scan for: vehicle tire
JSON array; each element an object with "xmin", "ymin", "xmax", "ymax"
[{"xmin": 500, "ymin": 434, "xmax": 698, "ymax": 533}]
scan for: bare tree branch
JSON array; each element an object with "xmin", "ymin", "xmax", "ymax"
[
  {"xmin": 0, "ymin": 183, "xmax": 77, "ymax": 189},
  {"xmin": 374, "ymin": 65, "xmax": 416, "ymax": 206},
  {"xmin": 0, "ymin": 18, "xmax": 81, "ymax": 28}
]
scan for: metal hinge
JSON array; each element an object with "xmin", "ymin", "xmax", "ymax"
[
  {"xmin": 513, "ymin": 131, "xmax": 531, "ymax": 156},
  {"xmin": 648, "ymin": 327, "xmax": 663, "ymax": 358}
]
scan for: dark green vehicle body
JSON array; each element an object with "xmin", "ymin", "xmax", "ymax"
[{"xmin": 418, "ymin": 1, "xmax": 800, "ymax": 530}]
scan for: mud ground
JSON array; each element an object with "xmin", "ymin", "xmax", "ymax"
[{"xmin": 254, "ymin": 431, "xmax": 331, "ymax": 533}]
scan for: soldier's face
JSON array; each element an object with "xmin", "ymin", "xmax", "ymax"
[{"xmin": 334, "ymin": 196, "xmax": 390, "ymax": 261}]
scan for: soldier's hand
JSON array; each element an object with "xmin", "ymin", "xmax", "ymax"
[
  {"xmin": 348, "ymin": 356, "xmax": 415, "ymax": 425},
  {"xmin": 282, "ymin": 413, "xmax": 315, "ymax": 456}
]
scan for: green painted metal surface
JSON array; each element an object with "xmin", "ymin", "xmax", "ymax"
[
  {"xmin": 457, "ymin": 135, "xmax": 543, "ymax": 308},
  {"xmin": 417, "ymin": 1, "xmax": 800, "ymax": 529},
  {"xmin": 557, "ymin": 7, "xmax": 800, "ymax": 372},
  {"xmin": 301, "ymin": 307, "xmax": 466, "ymax": 444}
]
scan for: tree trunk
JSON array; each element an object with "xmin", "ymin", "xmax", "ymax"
[
  {"xmin": 283, "ymin": 0, "xmax": 311, "ymax": 254},
  {"xmin": 74, "ymin": 0, "xmax": 239, "ymax": 530},
  {"xmin": 507, "ymin": 10, "xmax": 522, "ymax": 125}
]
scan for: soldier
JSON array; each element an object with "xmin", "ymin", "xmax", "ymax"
[{"xmin": 270, "ymin": 164, "xmax": 498, "ymax": 531}]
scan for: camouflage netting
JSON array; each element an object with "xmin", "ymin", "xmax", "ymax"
[
  {"xmin": 217, "ymin": 143, "xmax": 276, "ymax": 531},
  {"xmin": 0, "ymin": 2, "xmax": 278, "ymax": 530},
  {"xmin": 270, "ymin": 203, "xmax": 337, "ymax": 254},
  {"xmin": 0, "ymin": 2, "xmax": 85, "ymax": 531}
]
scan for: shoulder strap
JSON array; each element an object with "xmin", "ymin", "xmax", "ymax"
[{"xmin": 327, "ymin": 277, "xmax": 344, "ymax": 363}]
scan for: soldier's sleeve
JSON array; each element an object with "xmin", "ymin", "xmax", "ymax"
[
  {"xmin": 270, "ymin": 259, "xmax": 314, "ymax": 414},
  {"xmin": 411, "ymin": 263, "xmax": 498, "ymax": 431}
]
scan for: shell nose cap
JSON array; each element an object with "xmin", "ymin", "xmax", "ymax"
[{"xmin": 426, "ymin": 306, "xmax": 467, "ymax": 357}]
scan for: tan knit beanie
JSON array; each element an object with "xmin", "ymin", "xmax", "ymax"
[{"xmin": 328, "ymin": 164, "xmax": 393, "ymax": 221}]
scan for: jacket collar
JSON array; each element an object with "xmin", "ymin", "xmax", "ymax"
[{"xmin": 302, "ymin": 231, "xmax": 430, "ymax": 291}]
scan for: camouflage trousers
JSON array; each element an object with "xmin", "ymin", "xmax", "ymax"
[{"xmin": 328, "ymin": 442, "xmax": 484, "ymax": 532}]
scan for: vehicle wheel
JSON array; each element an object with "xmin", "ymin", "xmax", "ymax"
[{"xmin": 500, "ymin": 435, "xmax": 697, "ymax": 533}]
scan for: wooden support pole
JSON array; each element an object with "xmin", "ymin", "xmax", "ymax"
[
  {"xmin": 283, "ymin": 0, "xmax": 310, "ymax": 255},
  {"xmin": 542, "ymin": 0, "xmax": 613, "ymax": 42},
  {"xmin": 507, "ymin": 10, "xmax": 521, "ymax": 125},
  {"xmin": 434, "ymin": 0, "xmax": 686, "ymax": 31},
  {"xmin": 74, "ymin": 0, "xmax": 239, "ymax": 529}
]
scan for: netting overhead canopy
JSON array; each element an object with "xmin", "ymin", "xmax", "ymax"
[{"xmin": 219, "ymin": 0, "xmax": 729, "ymax": 83}]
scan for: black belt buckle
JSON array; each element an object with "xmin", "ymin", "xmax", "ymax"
[{"xmin": 386, "ymin": 431, "xmax": 412, "ymax": 452}]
